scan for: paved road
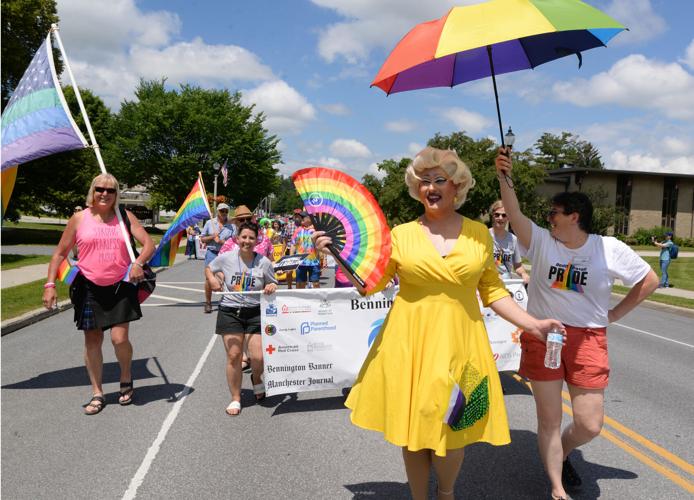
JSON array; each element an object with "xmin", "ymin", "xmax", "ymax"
[{"xmin": 2, "ymin": 260, "xmax": 693, "ymax": 499}]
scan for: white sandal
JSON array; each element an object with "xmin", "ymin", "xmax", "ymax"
[
  {"xmin": 252, "ymin": 377, "xmax": 266, "ymax": 401},
  {"xmin": 225, "ymin": 400, "xmax": 241, "ymax": 416}
]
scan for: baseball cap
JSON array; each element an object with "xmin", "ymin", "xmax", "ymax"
[{"xmin": 217, "ymin": 203, "xmax": 230, "ymax": 212}]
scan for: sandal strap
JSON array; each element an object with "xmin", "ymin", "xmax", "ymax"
[
  {"xmin": 253, "ymin": 382, "xmax": 266, "ymax": 395},
  {"xmin": 88, "ymin": 395, "xmax": 105, "ymax": 405}
]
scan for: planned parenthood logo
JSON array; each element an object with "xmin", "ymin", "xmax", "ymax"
[
  {"xmin": 265, "ymin": 303, "xmax": 278, "ymax": 317},
  {"xmin": 300, "ymin": 320, "xmax": 337, "ymax": 335}
]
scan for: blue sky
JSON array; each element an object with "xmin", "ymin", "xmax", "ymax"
[{"xmin": 55, "ymin": 0, "xmax": 694, "ymax": 180}]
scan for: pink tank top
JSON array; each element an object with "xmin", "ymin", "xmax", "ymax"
[{"xmin": 75, "ymin": 209, "xmax": 131, "ymax": 285}]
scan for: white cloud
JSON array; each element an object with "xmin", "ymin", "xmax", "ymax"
[
  {"xmin": 385, "ymin": 119, "xmax": 416, "ymax": 133},
  {"xmin": 329, "ymin": 139, "xmax": 372, "ymax": 158},
  {"xmin": 553, "ymin": 54, "xmax": 694, "ymax": 120},
  {"xmin": 408, "ymin": 142, "xmax": 424, "ymax": 156},
  {"xmin": 316, "ymin": 156, "xmax": 346, "ymax": 169},
  {"xmin": 682, "ymin": 39, "xmax": 694, "ymax": 70},
  {"xmin": 241, "ymin": 80, "xmax": 316, "ymax": 134},
  {"xmin": 603, "ymin": 0, "xmax": 667, "ymax": 45},
  {"xmin": 320, "ymin": 103, "xmax": 351, "ymax": 115},
  {"xmin": 311, "ymin": 0, "xmax": 468, "ymax": 64},
  {"xmin": 130, "ymin": 38, "xmax": 274, "ymax": 85},
  {"xmin": 609, "ymin": 151, "xmax": 694, "ymax": 175},
  {"xmin": 661, "ymin": 137, "xmax": 691, "ymax": 157},
  {"xmin": 440, "ymin": 107, "xmax": 491, "ymax": 134},
  {"xmin": 55, "ymin": 0, "xmax": 277, "ymax": 109}
]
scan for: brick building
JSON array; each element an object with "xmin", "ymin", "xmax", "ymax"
[{"xmin": 537, "ymin": 168, "xmax": 694, "ymax": 238}]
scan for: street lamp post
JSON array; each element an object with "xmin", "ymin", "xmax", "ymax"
[{"xmin": 212, "ymin": 162, "xmax": 220, "ymax": 212}]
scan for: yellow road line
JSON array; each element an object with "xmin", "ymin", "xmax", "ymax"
[{"xmin": 510, "ymin": 373, "xmax": 694, "ymax": 492}]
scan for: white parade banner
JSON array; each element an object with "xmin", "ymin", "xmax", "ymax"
[{"xmin": 260, "ymin": 280, "xmax": 525, "ymax": 396}]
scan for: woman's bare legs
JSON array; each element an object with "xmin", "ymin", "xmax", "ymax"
[
  {"xmin": 84, "ymin": 329, "xmax": 104, "ymax": 396},
  {"xmin": 432, "ymin": 448, "xmax": 465, "ymax": 499},
  {"xmin": 402, "ymin": 448, "xmax": 432, "ymax": 500},
  {"xmin": 222, "ymin": 333, "xmax": 244, "ymax": 414},
  {"xmin": 530, "ymin": 379, "xmax": 566, "ymax": 500},
  {"xmin": 562, "ymin": 385, "xmax": 604, "ymax": 457}
]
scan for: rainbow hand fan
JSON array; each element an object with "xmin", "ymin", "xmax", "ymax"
[{"xmin": 291, "ymin": 167, "xmax": 391, "ymax": 292}]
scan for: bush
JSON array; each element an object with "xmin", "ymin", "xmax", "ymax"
[
  {"xmin": 631, "ymin": 226, "xmax": 674, "ymax": 245},
  {"xmin": 614, "ymin": 233, "xmax": 638, "ymax": 245}
]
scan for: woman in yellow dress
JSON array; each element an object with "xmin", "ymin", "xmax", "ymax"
[{"xmin": 314, "ymin": 147, "xmax": 564, "ymax": 499}]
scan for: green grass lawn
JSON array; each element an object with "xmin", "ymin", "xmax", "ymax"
[
  {"xmin": 1, "ymin": 278, "xmax": 70, "ymax": 320},
  {"xmin": 1, "ymin": 254, "xmax": 52, "ymax": 270},
  {"xmin": 641, "ymin": 257, "xmax": 693, "ymax": 291},
  {"xmin": 612, "ymin": 284, "xmax": 694, "ymax": 309}
]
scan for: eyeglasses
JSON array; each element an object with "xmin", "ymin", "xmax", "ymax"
[
  {"xmin": 546, "ymin": 209, "xmax": 566, "ymax": 218},
  {"xmin": 493, "ymin": 213, "xmax": 507, "ymax": 218},
  {"xmin": 218, "ymin": 209, "xmax": 229, "ymax": 213},
  {"xmin": 94, "ymin": 187, "xmax": 117, "ymax": 194}
]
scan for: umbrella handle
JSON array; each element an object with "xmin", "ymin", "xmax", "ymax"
[{"xmin": 486, "ymin": 45, "xmax": 506, "ymax": 151}]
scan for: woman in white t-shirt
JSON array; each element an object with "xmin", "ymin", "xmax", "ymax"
[
  {"xmin": 489, "ymin": 199, "xmax": 530, "ymax": 284},
  {"xmin": 495, "ymin": 150, "xmax": 658, "ymax": 500},
  {"xmin": 206, "ymin": 222, "xmax": 278, "ymax": 416}
]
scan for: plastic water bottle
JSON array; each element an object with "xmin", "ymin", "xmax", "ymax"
[{"xmin": 544, "ymin": 328, "xmax": 564, "ymax": 369}]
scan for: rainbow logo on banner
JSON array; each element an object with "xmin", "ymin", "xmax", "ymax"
[
  {"xmin": 149, "ymin": 176, "xmax": 211, "ymax": 267},
  {"xmin": 57, "ymin": 258, "xmax": 79, "ymax": 284},
  {"xmin": 291, "ymin": 167, "xmax": 391, "ymax": 292}
]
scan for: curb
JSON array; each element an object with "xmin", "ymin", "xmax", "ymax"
[
  {"xmin": 1, "ymin": 265, "xmax": 170, "ymax": 336},
  {"xmin": 1, "ymin": 300, "xmax": 73, "ymax": 336}
]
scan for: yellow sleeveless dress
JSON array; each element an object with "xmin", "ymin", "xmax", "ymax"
[{"xmin": 345, "ymin": 218, "xmax": 511, "ymax": 456}]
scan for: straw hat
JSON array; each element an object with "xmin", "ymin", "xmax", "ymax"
[{"xmin": 233, "ymin": 205, "xmax": 253, "ymax": 219}]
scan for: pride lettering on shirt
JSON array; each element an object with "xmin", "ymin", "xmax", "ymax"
[{"xmin": 548, "ymin": 260, "xmax": 587, "ymax": 293}]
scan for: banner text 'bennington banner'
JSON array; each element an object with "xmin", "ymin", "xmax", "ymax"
[{"xmin": 259, "ymin": 281, "xmax": 526, "ymax": 396}]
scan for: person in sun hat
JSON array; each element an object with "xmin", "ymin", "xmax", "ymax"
[{"xmin": 200, "ymin": 203, "xmax": 235, "ymax": 313}]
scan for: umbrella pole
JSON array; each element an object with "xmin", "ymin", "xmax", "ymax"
[{"xmin": 486, "ymin": 45, "xmax": 506, "ymax": 148}]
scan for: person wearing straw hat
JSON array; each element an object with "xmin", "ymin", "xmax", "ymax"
[
  {"xmin": 200, "ymin": 203, "xmax": 235, "ymax": 313},
  {"xmin": 205, "ymin": 221, "xmax": 277, "ymax": 416}
]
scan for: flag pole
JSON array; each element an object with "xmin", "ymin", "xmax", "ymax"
[{"xmin": 50, "ymin": 24, "xmax": 136, "ymax": 262}]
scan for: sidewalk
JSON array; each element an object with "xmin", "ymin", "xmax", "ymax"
[{"xmin": 1, "ymin": 263, "xmax": 47, "ymax": 288}]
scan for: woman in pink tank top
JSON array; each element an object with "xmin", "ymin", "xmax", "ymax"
[{"xmin": 43, "ymin": 173, "xmax": 154, "ymax": 415}]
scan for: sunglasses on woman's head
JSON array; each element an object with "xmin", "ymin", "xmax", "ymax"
[{"xmin": 95, "ymin": 186, "xmax": 117, "ymax": 194}]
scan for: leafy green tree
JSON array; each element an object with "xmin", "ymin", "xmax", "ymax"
[
  {"xmin": 9, "ymin": 86, "xmax": 111, "ymax": 217},
  {"xmin": 533, "ymin": 131, "xmax": 603, "ymax": 170},
  {"xmin": 583, "ymin": 186, "xmax": 616, "ymax": 235},
  {"xmin": 1, "ymin": 0, "xmax": 60, "ymax": 110},
  {"xmin": 271, "ymin": 176, "xmax": 303, "ymax": 214},
  {"xmin": 107, "ymin": 80, "xmax": 281, "ymax": 212}
]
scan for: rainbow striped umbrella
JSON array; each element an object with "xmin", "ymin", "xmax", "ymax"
[{"xmin": 372, "ymin": 0, "xmax": 626, "ymax": 145}]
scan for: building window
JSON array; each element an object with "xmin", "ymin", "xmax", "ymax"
[
  {"xmin": 661, "ymin": 178, "xmax": 678, "ymax": 230},
  {"xmin": 615, "ymin": 174, "xmax": 632, "ymax": 234}
]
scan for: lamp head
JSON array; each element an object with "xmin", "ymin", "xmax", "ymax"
[
  {"xmin": 504, "ymin": 126, "xmax": 516, "ymax": 148},
  {"xmin": 213, "ymin": 162, "xmax": 220, "ymax": 172}
]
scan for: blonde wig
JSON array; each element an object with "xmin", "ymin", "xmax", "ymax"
[
  {"xmin": 405, "ymin": 147, "xmax": 475, "ymax": 209},
  {"xmin": 86, "ymin": 173, "xmax": 121, "ymax": 208}
]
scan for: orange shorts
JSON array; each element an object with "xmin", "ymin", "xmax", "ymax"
[{"xmin": 518, "ymin": 325, "xmax": 609, "ymax": 389}]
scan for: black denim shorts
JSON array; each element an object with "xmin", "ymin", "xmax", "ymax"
[{"xmin": 215, "ymin": 305, "xmax": 261, "ymax": 335}]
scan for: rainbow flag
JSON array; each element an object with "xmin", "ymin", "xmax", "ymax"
[
  {"xmin": 1, "ymin": 33, "xmax": 88, "ymax": 171},
  {"xmin": 57, "ymin": 258, "xmax": 79, "ymax": 284},
  {"xmin": 149, "ymin": 175, "xmax": 211, "ymax": 266}
]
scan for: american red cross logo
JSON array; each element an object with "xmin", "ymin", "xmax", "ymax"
[{"xmin": 265, "ymin": 344, "xmax": 276, "ymax": 355}]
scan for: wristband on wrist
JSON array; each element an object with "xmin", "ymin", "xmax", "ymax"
[
  {"xmin": 44, "ymin": 282, "xmax": 56, "ymax": 289},
  {"xmin": 134, "ymin": 262, "xmax": 144, "ymax": 268}
]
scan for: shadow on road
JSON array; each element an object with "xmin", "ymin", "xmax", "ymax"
[
  {"xmin": 343, "ymin": 432, "xmax": 639, "ymax": 499},
  {"xmin": 267, "ymin": 392, "xmax": 348, "ymax": 415},
  {"xmin": 1, "ymin": 357, "xmax": 191, "ymax": 405}
]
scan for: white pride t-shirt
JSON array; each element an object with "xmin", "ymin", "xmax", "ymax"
[{"xmin": 522, "ymin": 222, "xmax": 651, "ymax": 327}]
